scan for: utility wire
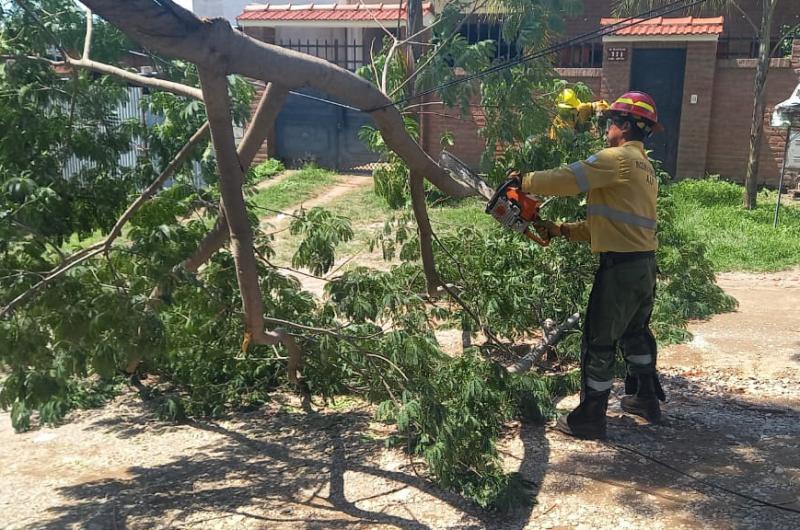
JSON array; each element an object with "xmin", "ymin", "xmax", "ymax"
[
  {"xmin": 287, "ymin": 90, "xmax": 363, "ymax": 112},
  {"xmin": 286, "ymin": 0, "xmax": 706, "ymax": 113},
  {"xmin": 610, "ymin": 442, "xmax": 800, "ymax": 515}
]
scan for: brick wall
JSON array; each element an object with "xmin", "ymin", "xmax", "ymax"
[
  {"xmin": 600, "ymin": 43, "xmax": 630, "ymax": 100},
  {"xmin": 246, "ymin": 81, "xmax": 276, "ymax": 166},
  {"xmin": 555, "ymin": 68, "xmax": 602, "ymax": 96},
  {"xmin": 677, "ymin": 41, "xmax": 718, "ymax": 177},
  {"xmin": 706, "ymin": 58, "xmax": 798, "ymax": 186},
  {"xmin": 421, "ymin": 94, "xmax": 486, "ymax": 169}
]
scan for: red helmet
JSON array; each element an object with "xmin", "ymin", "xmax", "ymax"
[{"xmin": 608, "ymin": 91, "xmax": 663, "ymax": 134}]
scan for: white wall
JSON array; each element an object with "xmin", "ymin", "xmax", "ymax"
[{"xmin": 185, "ymin": 0, "xmax": 257, "ymax": 25}]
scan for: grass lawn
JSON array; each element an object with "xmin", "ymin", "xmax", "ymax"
[
  {"xmin": 266, "ymin": 173, "xmax": 800, "ymax": 276},
  {"xmin": 250, "ymin": 164, "xmax": 337, "ymax": 214},
  {"xmin": 668, "ymin": 179, "xmax": 800, "ymax": 272}
]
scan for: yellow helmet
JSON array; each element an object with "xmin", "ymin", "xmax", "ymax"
[{"xmin": 557, "ymin": 88, "xmax": 581, "ymax": 110}]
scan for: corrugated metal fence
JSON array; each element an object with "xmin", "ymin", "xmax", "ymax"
[{"xmin": 62, "ymin": 87, "xmax": 205, "ymax": 187}]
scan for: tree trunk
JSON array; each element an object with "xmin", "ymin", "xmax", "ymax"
[
  {"xmin": 406, "ymin": 0, "xmax": 424, "ymax": 64},
  {"xmin": 405, "ymin": 0, "xmax": 440, "ymax": 295},
  {"xmin": 139, "ymin": 83, "xmax": 289, "ymax": 375},
  {"xmin": 198, "ymin": 68, "xmax": 267, "ymax": 337},
  {"xmin": 154, "ymin": 83, "xmax": 288, "ymax": 293},
  {"xmin": 743, "ymin": 1, "xmax": 776, "ymax": 209}
]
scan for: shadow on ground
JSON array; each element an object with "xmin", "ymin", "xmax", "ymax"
[
  {"xmin": 31, "ymin": 402, "xmax": 546, "ymax": 529},
  {"xmin": 28, "ymin": 371, "xmax": 800, "ymax": 529},
  {"xmin": 543, "ymin": 372, "xmax": 800, "ymax": 529}
]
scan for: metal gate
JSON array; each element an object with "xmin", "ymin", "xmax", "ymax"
[
  {"xmin": 274, "ymin": 89, "xmax": 378, "ymax": 172},
  {"xmin": 630, "ymin": 48, "xmax": 686, "ymax": 177}
]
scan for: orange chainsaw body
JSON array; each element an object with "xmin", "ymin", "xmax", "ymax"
[{"xmin": 486, "ymin": 181, "xmax": 550, "ymax": 246}]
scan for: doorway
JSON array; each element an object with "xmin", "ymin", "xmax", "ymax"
[{"xmin": 630, "ymin": 48, "xmax": 686, "ymax": 177}]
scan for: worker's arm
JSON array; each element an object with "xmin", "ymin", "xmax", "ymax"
[
  {"xmin": 520, "ymin": 149, "xmax": 625, "ymax": 197},
  {"xmin": 561, "ymin": 221, "xmax": 590, "ymax": 242}
]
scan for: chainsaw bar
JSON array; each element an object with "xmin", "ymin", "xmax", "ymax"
[{"xmin": 438, "ymin": 151, "xmax": 495, "ymax": 200}]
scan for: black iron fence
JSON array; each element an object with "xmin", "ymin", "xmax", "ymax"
[
  {"xmin": 716, "ymin": 36, "xmax": 786, "ymax": 59},
  {"xmin": 278, "ymin": 39, "xmax": 366, "ymax": 71},
  {"xmin": 555, "ymin": 41, "xmax": 604, "ymax": 68},
  {"xmin": 459, "ymin": 17, "xmax": 519, "ymax": 62},
  {"xmin": 279, "ymin": 24, "xmax": 606, "ymax": 72}
]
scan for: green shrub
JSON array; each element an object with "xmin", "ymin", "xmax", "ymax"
[{"xmin": 247, "ymin": 158, "xmax": 285, "ymax": 184}]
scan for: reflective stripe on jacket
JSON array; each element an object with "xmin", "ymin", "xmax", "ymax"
[{"xmin": 521, "ymin": 141, "xmax": 658, "ymax": 253}]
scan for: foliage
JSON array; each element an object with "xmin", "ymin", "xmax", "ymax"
[
  {"xmin": 358, "ymin": 117, "xmax": 418, "ymax": 209},
  {"xmin": 289, "ymin": 207, "xmax": 354, "ymax": 276},
  {"xmin": 651, "ymin": 170, "xmax": 738, "ymax": 343},
  {"xmin": 778, "ymin": 24, "xmax": 800, "ymax": 57},
  {"xmin": 247, "ymin": 158, "xmax": 285, "ymax": 185},
  {"xmin": 667, "ymin": 178, "xmax": 800, "ymax": 272}
]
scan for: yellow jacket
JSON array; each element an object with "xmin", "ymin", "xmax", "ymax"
[{"xmin": 521, "ymin": 141, "xmax": 658, "ymax": 253}]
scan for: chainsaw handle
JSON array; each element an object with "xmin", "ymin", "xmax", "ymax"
[{"xmin": 524, "ymin": 226, "xmax": 550, "ymax": 246}]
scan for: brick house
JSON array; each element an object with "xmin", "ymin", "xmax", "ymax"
[{"xmin": 238, "ymin": 1, "xmax": 800, "ymax": 185}]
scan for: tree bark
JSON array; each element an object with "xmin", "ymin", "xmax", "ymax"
[
  {"xmin": 141, "ymin": 83, "xmax": 288, "ymax": 374},
  {"xmin": 743, "ymin": 0, "xmax": 776, "ymax": 209},
  {"xmin": 79, "ymin": 0, "xmax": 476, "ymax": 198},
  {"xmin": 410, "ymin": 171, "xmax": 441, "ymax": 295},
  {"xmin": 173, "ymin": 82, "xmax": 289, "ymax": 276},
  {"xmin": 198, "ymin": 67, "xmax": 301, "ymax": 382},
  {"xmin": 198, "ymin": 67, "xmax": 265, "ymax": 335}
]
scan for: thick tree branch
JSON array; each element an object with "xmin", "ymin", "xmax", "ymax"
[
  {"xmin": 15, "ymin": 0, "xmax": 202, "ymax": 99},
  {"xmin": 83, "ymin": 8, "xmax": 93, "ymax": 59},
  {"xmin": 79, "ymin": 0, "xmax": 477, "ymax": 198},
  {"xmin": 198, "ymin": 67, "xmax": 302, "ymax": 384},
  {"xmin": 409, "ymin": 170, "xmax": 441, "ymax": 296},
  {"xmin": 168, "ymin": 82, "xmax": 289, "ymax": 277},
  {"xmin": 67, "ymin": 57, "xmax": 203, "ymax": 99}
]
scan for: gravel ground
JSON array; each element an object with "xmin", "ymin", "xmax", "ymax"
[{"xmin": 1, "ymin": 270, "xmax": 798, "ymax": 529}]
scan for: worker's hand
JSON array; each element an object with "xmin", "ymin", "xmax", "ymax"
[
  {"xmin": 535, "ymin": 220, "xmax": 562, "ymax": 239},
  {"xmin": 505, "ymin": 169, "xmax": 522, "ymax": 187}
]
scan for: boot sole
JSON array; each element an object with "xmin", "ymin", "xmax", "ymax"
[{"xmin": 621, "ymin": 403, "xmax": 662, "ymax": 424}]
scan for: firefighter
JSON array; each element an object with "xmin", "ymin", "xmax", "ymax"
[{"xmin": 513, "ymin": 91, "xmax": 666, "ymax": 440}]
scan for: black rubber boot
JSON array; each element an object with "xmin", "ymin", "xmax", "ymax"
[
  {"xmin": 621, "ymin": 373, "xmax": 662, "ymax": 423},
  {"xmin": 556, "ymin": 389, "xmax": 610, "ymax": 440}
]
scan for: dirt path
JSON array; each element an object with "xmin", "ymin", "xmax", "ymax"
[
  {"xmin": 258, "ymin": 173, "xmax": 372, "ymax": 233},
  {"xmin": 258, "ymin": 172, "xmax": 376, "ymax": 297},
  {"xmin": 1, "ymin": 271, "xmax": 798, "ymax": 529}
]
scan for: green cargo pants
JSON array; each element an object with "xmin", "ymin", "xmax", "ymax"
[{"xmin": 581, "ymin": 252, "xmax": 658, "ymax": 394}]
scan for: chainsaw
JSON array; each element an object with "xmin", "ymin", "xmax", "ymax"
[{"xmin": 439, "ymin": 151, "xmax": 552, "ymax": 246}]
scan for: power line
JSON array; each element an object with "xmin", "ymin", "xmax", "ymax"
[
  {"xmin": 287, "ymin": 90, "xmax": 363, "ymax": 112},
  {"xmin": 285, "ymin": 0, "xmax": 707, "ymax": 113}
]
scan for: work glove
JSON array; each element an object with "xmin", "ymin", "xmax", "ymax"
[
  {"xmin": 505, "ymin": 169, "xmax": 522, "ymax": 187},
  {"xmin": 535, "ymin": 219, "xmax": 562, "ymax": 239}
]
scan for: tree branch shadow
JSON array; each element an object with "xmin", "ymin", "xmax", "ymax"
[{"xmin": 31, "ymin": 401, "xmax": 547, "ymax": 529}]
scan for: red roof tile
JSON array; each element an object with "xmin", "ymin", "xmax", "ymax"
[
  {"xmin": 238, "ymin": 3, "xmax": 433, "ymax": 22},
  {"xmin": 600, "ymin": 16, "xmax": 724, "ymax": 36}
]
